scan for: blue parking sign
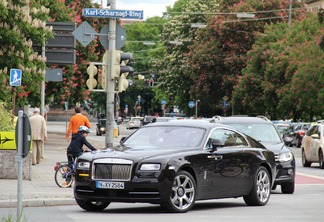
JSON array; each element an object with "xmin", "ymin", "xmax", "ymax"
[{"xmin": 10, "ymin": 69, "xmax": 22, "ymax": 86}]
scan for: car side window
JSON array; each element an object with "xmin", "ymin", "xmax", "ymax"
[
  {"xmin": 306, "ymin": 125, "xmax": 317, "ymax": 136},
  {"xmin": 206, "ymin": 128, "xmax": 248, "ymax": 148}
]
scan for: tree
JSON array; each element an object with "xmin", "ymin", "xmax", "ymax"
[
  {"xmin": 0, "ymin": 0, "xmax": 52, "ymax": 109},
  {"xmin": 186, "ymin": 0, "xmax": 305, "ymax": 117},
  {"xmin": 158, "ymin": 0, "xmax": 221, "ymax": 116},
  {"xmin": 234, "ymin": 14, "xmax": 324, "ymax": 120},
  {"xmin": 46, "ymin": 0, "xmax": 103, "ymax": 109}
]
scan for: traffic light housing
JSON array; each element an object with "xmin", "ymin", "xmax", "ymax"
[
  {"xmin": 102, "ymin": 51, "xmax": 108, "ymax": 90},
  {"xmin": 111, "ymin": 50, "xmax": 134, "ymax": 80},
  {"xmin": 86, "ymin": 63, "xmax": 98, "ymax": 90},
  {"xmin": 117, "ymin": 74, "xmax": 133, "ymax": 92}
]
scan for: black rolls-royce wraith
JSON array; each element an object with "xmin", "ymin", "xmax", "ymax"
[{"xmin": 74, "ymin": 120, "xmax": 277, "ymax": 213}]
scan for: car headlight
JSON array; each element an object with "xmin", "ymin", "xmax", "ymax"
[
  {"xmin": 278, "ymin": 152, "xmax": 293, "ymax": 162},
  {"xmin": 77, "ymin": 161, "xmax": 90, "ymax": 170},
  {"xmin": 140, "ymin": 163, "xmax": 161, "ymax": 171}
]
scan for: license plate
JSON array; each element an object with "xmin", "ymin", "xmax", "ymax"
[{"xmin": 96, "ymin": 181, "xmax": 125, "ymax": 189}]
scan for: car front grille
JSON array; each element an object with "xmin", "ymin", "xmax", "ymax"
[{"xmin": 92, "ymin": 158, "xmax": 133, "ymax": 181}]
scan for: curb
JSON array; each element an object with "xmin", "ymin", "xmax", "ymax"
[{"xmin": 0, "ymin": 198, "xmax": 76, "ymax": 208}]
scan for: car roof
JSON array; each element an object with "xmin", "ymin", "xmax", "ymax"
[
  {"xmin": 213, "ymin": 116, "xmax": 273, "ymax": 124},
  {"xmin": 145, "ymin": 119, "xmax": 231, "ymax": 130}
]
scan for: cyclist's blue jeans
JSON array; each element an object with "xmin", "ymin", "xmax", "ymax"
[{"xmin": 67, "ymin": 152, "xmax": 83, "ymax": 166}]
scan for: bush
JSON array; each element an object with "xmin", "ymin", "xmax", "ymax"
[{"xmin": 0, "ymin": 102, "xmax": 15, "ymax": 131}]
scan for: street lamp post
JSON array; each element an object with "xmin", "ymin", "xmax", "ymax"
[{"xmin": 195, "ymin": 99, "xmax": 200, "ymax": 117}]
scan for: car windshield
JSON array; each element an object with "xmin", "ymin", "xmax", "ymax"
[
  {"xmin": 123, "ymin": 126, "xmax": 205, "ymax": 149},
  {"xmin": 225, "ymin": 123, "xmax": 282, "ymax": 144},
  {"xmin": 99, "ymin": 120, "xmax": 106, "ymax": 125}
]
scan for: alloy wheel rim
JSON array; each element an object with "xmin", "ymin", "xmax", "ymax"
[
  {"xmin": 256, "ymin": 170, "xmax": 270, "ymax": 203},
  {"xmin": 170, "ymin": 174, "xmax": 195, "ymax": 210}
]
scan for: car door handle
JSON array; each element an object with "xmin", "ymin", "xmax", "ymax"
[{"xmin": 207, "ymin": 155, "xmax": 223, "ymax": 160}]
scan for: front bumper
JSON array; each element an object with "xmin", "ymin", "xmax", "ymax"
[
  {"xmin": 274, "ymin": 161, "xmax": 295, "ymax": 185},
  {"xmin": 74, "ymin": 177, "xmax": 173, "ymax": 204}
]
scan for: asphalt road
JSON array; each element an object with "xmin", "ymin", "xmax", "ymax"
[{"xmin": 1, "ymin": 183, "xmax": 323, "ymax": 222}]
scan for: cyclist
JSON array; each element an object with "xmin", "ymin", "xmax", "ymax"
[
  {"xmin": 63, "ymin": 126, "xmax": 98, "ymax": 186},
  {"xmin": 66, "ymin": 126, "xmax": 98, "ymax": 166}
]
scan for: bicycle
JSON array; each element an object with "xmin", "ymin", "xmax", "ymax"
[{"xmin": 54, "ymin": 157, "xmax": 75, "ymax": 188}]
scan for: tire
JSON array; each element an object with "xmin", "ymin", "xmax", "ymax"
[
  {"xmin": 243, "ymin": 166, "xmax": 271, "ymax": 206},
  {"xmin": 75, "ymin": 198, "xmax": 110, "ymax": 211},
  {"xmin": 319, "ymin": 150, "xmax": 324, "ymax": 169},
  {"xmin": 271, "ymin": 184, "xmax": 277, "ymax": 190},
  {"xmin": 302, "ymin": 149, "xmax": 311, "ymax": 167},
  {"xmin": 295, "ymin": 137, "xmax": 300, "ymax": 148},
  {"xmin": 54, "ymin": 165, "xmax": 74, "ymax": 188},
  {"xmin": 281, "ymin": 182, "xmax": 295, "ymax": 194},
  {"xmin": 161, "ymin": 171, "xmax": 196, "ymax": 213}
]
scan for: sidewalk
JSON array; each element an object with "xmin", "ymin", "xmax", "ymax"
[{"xmin": 0, "ymin": 120, "xmax": 107, "ymax": 208}]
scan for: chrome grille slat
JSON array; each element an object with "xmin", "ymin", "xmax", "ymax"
[{"xmin": 92, "ymin": 159, "xmax": 133, "ymax": 181}]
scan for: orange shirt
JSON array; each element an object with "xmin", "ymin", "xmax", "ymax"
[{"xmin": 66, "ymin": 113, "xmax": 91, "ymax": 139}]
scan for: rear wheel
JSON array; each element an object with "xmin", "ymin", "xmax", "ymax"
[
  {"xmin": 302, "ymin": 149, "xmax": 311, "ymax": 167},
  {"xmin": 243, "ymin": 166, "xmax": 270, "ymax": 206},
  {"xmin": 319, "ymin": 150, "xmax": 324, "ymax": 169},
  {"xmin": 54, "ymin": 165, "xmax": 73, "ymax": 188},
  {"xmin": 161, "ymin": 171, "xmax": 196, "ymax": 213},
  {"xmin": 75, "ymin": 199, "xmax": 110, "ymax": 211}
]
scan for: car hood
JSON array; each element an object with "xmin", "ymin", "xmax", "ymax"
[
  {"xmin": 80, "ymin": 145, "xmax": 197, "ymax": 162},
  {"xmin": 261, "ymin": 142, "xmax": 290, "ymax": 154}
]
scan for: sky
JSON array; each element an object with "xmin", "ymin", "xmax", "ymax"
[{"xmin": 92, "ymin": 0, "xmax": 177, "ymax": 20}]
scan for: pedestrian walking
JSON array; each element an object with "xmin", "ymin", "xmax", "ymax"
[
  {"xmin": 66, "ymin": 106, "xmax": 91, "ymax": 141},
  {"xmin": 29, "ymin": 108, "xmax": 47, "ymax": 165}
]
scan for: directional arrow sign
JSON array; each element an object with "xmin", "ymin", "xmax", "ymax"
[
  {"xmin": 72, "ymin": 21, "xmax": 97, "ymax": 47},
  {"xmin": 82, "ymin": 8, "xmax": 143, "ymax": 20}
]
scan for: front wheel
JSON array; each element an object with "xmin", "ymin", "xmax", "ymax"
[
  {"xmin": 319, "ymin": 150, "xmax": 324, "ymax": 169},
  {"xmin": 54, "ymin": 164, "xmax": 74, "ymax": 188},
  {"xmin": 243, "ymin": 166, "xmax": 271, "ymax": 206},
  {"xmin": 281, "ymin": 182, "xmax": 295, "ymax": 194},
  {"xmin": 75, "ymin": 199, "xmax": 110, "ymax": 211},
  {"xmin": 302, "ymin": 149, "xmax": 311, "ymax": 167},
  {"xmin": 161, "ymin": 171, "xmax": 196, "ymax": 213}
]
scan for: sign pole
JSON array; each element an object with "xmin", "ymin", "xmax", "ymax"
[
  {"xmin": 105, "ymin": 0, "xmax": 116, "ymax": 148},
  {"xmin": 16, "ymin": 110, "xmax": 23, "ymax": 222},
  {"xmin": 41, "ymin": 26, "xmax": 46, "ymax": 158}
]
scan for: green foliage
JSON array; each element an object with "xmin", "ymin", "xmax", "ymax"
[
  {"xmin": 0, "ymin": 1, "xmax": 52, "ymax": 108},
  {"xmin": 0, "ymin": 102, "xmax": 15, "ymax": 131},
  {"xmin": 234, "ymin": 14, "xmax": 324, "ymax": 121},
  {"xmin": 158, "ymin": 0, "xmax": 221, "ymax": 116}
]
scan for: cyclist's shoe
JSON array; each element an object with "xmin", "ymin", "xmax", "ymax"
[{"xmin": 62, "ymin": 180, "xmax": 71, "ymax": 186}]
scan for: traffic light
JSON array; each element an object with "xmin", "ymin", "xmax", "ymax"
[
  {"xmin": 117, "ymin": 74, "xmax": 133, "ymax": 92},
  {"xmin": 86, "ymin": 63, "xmax": 98, "ymax": 90},
  {"xmin": 111, "ymin": 50, "xmax": 134, "ymax": 80},
  {"xmin": 149, "ymin": 78, "xmax": 154, "ymax": 87},
  {"xmin": 102, "ymin": 51, "xmax": 108, "ymax": 90}
]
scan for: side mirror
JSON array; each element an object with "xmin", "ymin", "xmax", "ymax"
[{"xmin": 210, "ymin": 138, "xmax": 224, "ymax": 151}]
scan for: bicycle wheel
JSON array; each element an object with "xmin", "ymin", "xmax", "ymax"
[{"xmin": 54, "ymin": 164, "xmax": 74, "ymax": 188}]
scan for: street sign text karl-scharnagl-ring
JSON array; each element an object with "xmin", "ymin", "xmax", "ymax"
[{"xmin": 82, "ymin": 8, "xmax": 143, "ymax": 19}]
